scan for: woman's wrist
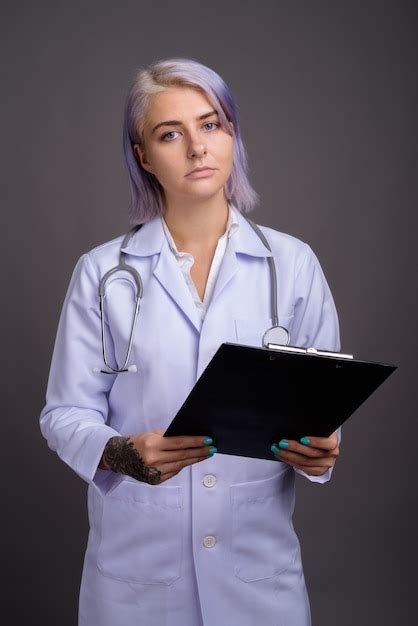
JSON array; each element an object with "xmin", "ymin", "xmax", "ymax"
[
  {"xmin": 98, "ymin": 454, "xmax": 112, "ymax": 470},
  {"xmin": 98, "ymin": 436, "xmax": 129, "ymax": 471}
]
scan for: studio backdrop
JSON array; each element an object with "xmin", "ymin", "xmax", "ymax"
[{"xmin": 2, "ymin": 1, "xmax": 417, "ymax": 625}]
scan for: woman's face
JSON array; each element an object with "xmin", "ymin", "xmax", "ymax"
[{"xmin": 133, "ymin": 87, "xmax": 234, "ymax": 206}]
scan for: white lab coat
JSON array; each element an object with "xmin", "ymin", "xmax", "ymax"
[{"xmin": 39, "ymin": 208, "xmax": 342, "ymax": 626}]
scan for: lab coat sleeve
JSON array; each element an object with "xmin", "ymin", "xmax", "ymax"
[
  {"xmin": 290, "ymin": 243, "xmax": 342, "ymax": 484},
  {"xmin": 39, "ymin": 252, "xmax": 123, "ymax": 495}
]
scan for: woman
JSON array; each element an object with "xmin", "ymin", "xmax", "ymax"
[{"xmin": 39, "ymin": 57, "xmax": 341, "ymax": 626}]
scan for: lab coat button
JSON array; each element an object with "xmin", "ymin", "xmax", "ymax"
[
  {"xmin": 203, "ymin": 474, "xmax": 217, "ymax": 488},
  {"xmin": 203, "ymin": 535, "xmax": 216, "ymax": 548}
]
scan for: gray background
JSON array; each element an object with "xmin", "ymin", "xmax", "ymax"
[{"xmin": 2, "ymin": 1, "xmax": 417, "ymax": 624}]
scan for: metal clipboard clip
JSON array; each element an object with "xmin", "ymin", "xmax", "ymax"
[{"xmin": 267, "ymin": 344, "xmax": 354, "ymax": 359}]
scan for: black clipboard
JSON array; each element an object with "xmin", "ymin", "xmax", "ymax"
[{"xmin": 163, "ymin": 343, "xmax": 397, "ymax": 461}]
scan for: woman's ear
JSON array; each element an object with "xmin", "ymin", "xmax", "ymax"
[{"xmin": 133, "ymin": 143, "xmax": 153, "ymax": 174}]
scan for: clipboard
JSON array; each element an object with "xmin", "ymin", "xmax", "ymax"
[{"xmin": 163, "ymin": 342, "xmax": 397, "ymax": 461}]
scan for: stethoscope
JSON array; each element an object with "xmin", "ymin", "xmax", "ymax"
[{"xmin": 94, "ymin": 216, "xmax": 291, "ymax": 374}]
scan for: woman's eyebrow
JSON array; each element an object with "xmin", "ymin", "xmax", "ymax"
[{"xmin": 151, "ymin": 110, "xmax": 218, "ymax": 135}]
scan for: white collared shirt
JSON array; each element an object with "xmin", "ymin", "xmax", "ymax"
[{"xmin": 161, "ymin": 203, "xmax": 240, "ymax": 321}]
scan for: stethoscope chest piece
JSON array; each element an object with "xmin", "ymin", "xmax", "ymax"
[{"xmin": 262, "ymin": 325, "xmax": 290, "ymax": 349}]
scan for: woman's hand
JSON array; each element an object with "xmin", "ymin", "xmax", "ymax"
[
  {"xmin": 270, "ymin": 431, "xmax": 340, "ymax": 476},
  {"xmin": 99, "ymin": 430, "xmax": 216, "ymax": 485}
]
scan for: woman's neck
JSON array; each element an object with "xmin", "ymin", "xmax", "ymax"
[{"xmin": 162, "ymin": 197, "xmax": 230, "ymax": 252}]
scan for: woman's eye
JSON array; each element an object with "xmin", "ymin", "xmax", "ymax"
[
  {"xmin": 161, "ymin": 122, "xmax": 220, "ymax": 142},
  {"xmin": 204, "ymin": 122, "xmax": 219, "ymax": 131},
  {"xmin": 161, "ymin": 130, "xmax": 178, "ymax": 141}
]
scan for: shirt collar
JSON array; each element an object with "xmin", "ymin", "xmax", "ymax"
[
  {"xmin": 120, "ymin": 203, "xmax": 272, "ymax": 258},
  {"xmin": 160, "ymin": 202, "xmax": 240, "ymax": 256}
]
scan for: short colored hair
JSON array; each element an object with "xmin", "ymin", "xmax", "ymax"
[{"xmin": 122, "ymin": 56, "xmax": 259, "ymax": 224}]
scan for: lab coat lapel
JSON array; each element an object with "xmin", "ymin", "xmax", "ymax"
[
  {"xmin": 152, "ymin": 238, "xmax": 202, "ymax": 333},
  {"xmin": 210, "ymin": 239, "xmax": 238, "ymax": 304},
  {"xmin": 209, "ymin": 208, "xmax": 273, "ymax": 306},
  {"xmin": 120, "ymin": 216, "xmax": 201, "ymax": 333}
]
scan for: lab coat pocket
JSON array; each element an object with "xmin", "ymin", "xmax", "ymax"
[
  {"xmin": 96, "ymin": 478, "xmax": 183, "ymax": 585},
  {"xmin": 234, "ymin": 315, "xmax": 294, "ymax": 348},
  {"xmin": 230, "ymin": 472, "xmax": 299, "ymax": 582}
]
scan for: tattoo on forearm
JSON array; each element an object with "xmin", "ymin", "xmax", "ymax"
[{"xmin": 103, "ymin": 437, "xmax": 161, "ymax": 485}]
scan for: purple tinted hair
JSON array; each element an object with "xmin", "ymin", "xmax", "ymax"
[{"xmin": 122, "ymin": 57, "xmax": 260, "ymax": 224}]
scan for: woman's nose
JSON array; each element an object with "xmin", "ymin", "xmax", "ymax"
[{"xmin": 187, "ymin": 137, "xmax": 207, "ymax": 159}]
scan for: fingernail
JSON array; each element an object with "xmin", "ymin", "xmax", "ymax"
[
  {"xmin": 300, "ymin": 437, "xmax": 310, "ymax": 445},
  {"xmin": 278, "ymin": 440, "xmax": 289, "ymax": 449},
  {"xmin": 271, "ymin": 444, "xmax": 279, "ymax": 453},
  {"xmin": 203, "ymin": 437, "xmax": 213, "ymax": 445},
  {"xmin": 208, "ymin": 447, "xmax": 217, "ymax": 456}
]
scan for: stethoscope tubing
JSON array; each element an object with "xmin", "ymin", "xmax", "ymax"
[
  {"xmin": 96, "ymin": 226, "xmax": 142, "ymax": 374},
  {"xmin": 245, "ymin": 219, "xmax": 279, "ymax": 327},
  {"xmin": 94, "ymin": 216, "xmax": 287, "ymax": 374}
]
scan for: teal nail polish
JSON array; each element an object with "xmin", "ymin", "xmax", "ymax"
[
  {"xmin": 300, "ymin": 437, "xmax": 310, "ymax": 445},
  {"xmin": 271, "ymin": 444, "xmax": 279, "ymax": 452},
  {"xmin": 209, "ymin": 447, "xmax": 217, "ymax": 456},
  {"xmin": 203, "ymin": 437, "xmax": 213, "ymax": 445},
  {"xmin": 278, "ymin": 440, "xmax": 289, "ymax": 449}
]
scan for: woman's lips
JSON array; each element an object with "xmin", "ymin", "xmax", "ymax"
[{"xmin": 185, "ymin": 168, "xmax": 216, "ymax": 178}]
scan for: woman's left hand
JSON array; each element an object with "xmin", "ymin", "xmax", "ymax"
[{"xmin": 271, "ymin": 431, "xmax": 340, "ymax": 476}]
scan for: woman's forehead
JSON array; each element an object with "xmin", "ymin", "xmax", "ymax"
[{"xmin": 145, "ymin": 87, "xmax": 214, "ymax": 125}]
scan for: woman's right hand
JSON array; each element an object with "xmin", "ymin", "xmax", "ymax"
[{"xmin": 99, "ymin": 430, "xmax": 216, "ymax": 484}]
